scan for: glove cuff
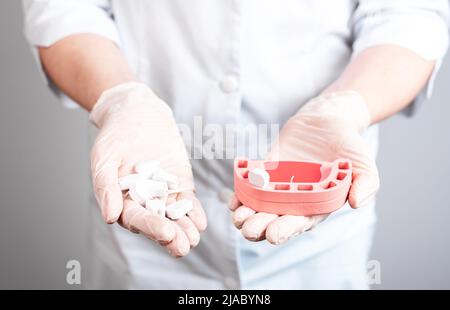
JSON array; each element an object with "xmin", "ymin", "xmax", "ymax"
[
  {"xmin": 299, "ymin": 90, "xmax": 371, "ymax": 132},
  {"xmin": 89, "ymin": 82, "xmax": 170, "ymax": 128}
]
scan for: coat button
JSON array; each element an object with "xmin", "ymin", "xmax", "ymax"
[
  {"xmin": 224, "ymin": 276, "xmax": 239, "ymax": 289},
  {"xmin": 218, "ymin": 188, "xmax": 233, "ymax": 203},
  {"xmin": 220, "ymin": 76, "xmax": 239, "ymax": 93}
]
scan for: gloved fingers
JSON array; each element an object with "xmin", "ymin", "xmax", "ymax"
[
  {"xmin": 176, "ymin": 216, "xmax": 200, "ymax": 248},
  {"xmin": 228, "ymin": 193, "xmax": 242, "ymax": 211},
  {"xmin": 265, "ymin": 215, "xmax": 318, "ymax": 245},
  {"xmin": 348, "ymin": 172, "xmax": 380, "ymax": 209},
  {"xmin": 232, "ymin": 206, "xmax": 256, "ymax": 229},
  {"xmin": 117, "ymin": 217, "xmax": 139, "ymax": 234},
  {"xmin": 117, "ymin": 198, "xmax": 141, "ymax": 233},
  {"xmin": 241, "ymin": 212, "xmax": 279, "ymax": 241},
  {"xmin": 339, "ymin": 133, "xmax": 380, "ymax": 209},
  {"xmin": 164, "ymin": 223, "xmax": 191, "ymax": 257},
  {"xmin": 91, "ymin": 159, "xmax": 123, "ymax": 223},
  {"xmin": 179, "ymin": 191, "xmax": 207, "ymax": 232},
  {"xmin": 120, "ymin": 199, "xmax": 177, "ymax": 244},
  {"xmin": 96, "ymin": 185, "xmax": 124, "ymax": 224}
]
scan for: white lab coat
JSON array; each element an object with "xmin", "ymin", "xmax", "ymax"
[{"xmin": 22, "ymin": 0, "xmax": 449, "ymax": 289}]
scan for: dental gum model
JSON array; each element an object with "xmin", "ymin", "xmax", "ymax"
[
  {"xmin": 119, "ymin": 161, "xmax": 193, "ymax": 219},
  {"xmin": 234, "ymin": 158, "xmax": 352, "ymax": 216}
]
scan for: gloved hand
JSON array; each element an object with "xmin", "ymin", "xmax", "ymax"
[
  {"xmin": 229, "ymin": 91, "xmax": 379, "ymax": 244},
  {"xmin": 90, "ymin": 82, "xmax": 207, "ymax": 257}
]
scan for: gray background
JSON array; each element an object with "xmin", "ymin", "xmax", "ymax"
[{"xmin": 1, "ymin": 0, "xmax": 449, "ymax": 289}]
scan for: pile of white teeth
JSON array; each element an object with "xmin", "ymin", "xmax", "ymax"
[{"xmin": 118, "ymin": 160, "xmax": 193, "ymax": 220}]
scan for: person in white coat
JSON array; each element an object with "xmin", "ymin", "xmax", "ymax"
[{"xmin": 22, "ymin": 0, "xmax": 449, "ymax": 289}]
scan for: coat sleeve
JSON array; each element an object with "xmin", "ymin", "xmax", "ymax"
[
  {"xmin": 22, "ymin": 0, "xmax": 121, "ymax": 108},
  {"xmin": 351, "ymin": 0, "xmax": 449, "ymax": 115}
]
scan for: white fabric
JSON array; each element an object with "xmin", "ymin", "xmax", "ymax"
[{"xmin": 22, "ymin": 0, "xmax": 449, "ymax": 289}]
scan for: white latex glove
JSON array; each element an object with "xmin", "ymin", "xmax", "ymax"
[
  {"xmin": 90, "ymin": 82, "xmax": 207, "ymax": 257},
  {"xmin": 229, "ymin": 91, "xmax": 379, "ymax": 244}
]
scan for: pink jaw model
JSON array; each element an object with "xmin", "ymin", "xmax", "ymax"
[{"xmin": 233, "ymin": 158, "xmax": 352, "ymax": 216}]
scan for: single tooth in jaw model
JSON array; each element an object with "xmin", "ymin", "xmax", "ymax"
[{"xmin": 249, "ymin": 168, "xmax": 270, "ymax": 188}]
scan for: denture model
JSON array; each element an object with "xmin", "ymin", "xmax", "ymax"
[{"xmin": 233, "ymin": 158, "xmax": 352, "ymax": 216}]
